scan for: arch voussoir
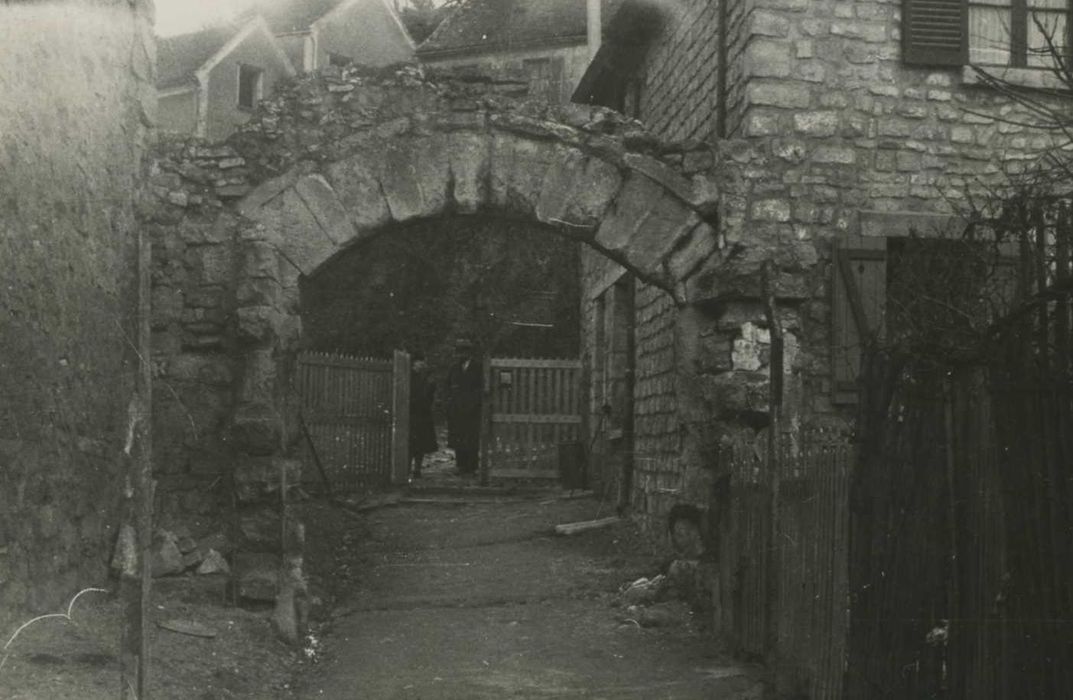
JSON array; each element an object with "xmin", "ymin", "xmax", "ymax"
[
  {"xmin": 375, "ymin": 134, "xmax": 452, "ymax": 224},
  {"xmin": 535, "ymin": 148, "xmax": 623, "ymax": 232},
  {"xmin": 445, "ymin": 130, "xmax": 492, "ymax": 214}
]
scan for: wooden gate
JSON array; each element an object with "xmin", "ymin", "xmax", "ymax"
[
  {"xmin": 482, "ymin": 357, "xmax": 583, "ymax": 480},
  {"xmin": 295, "ymin": 350, "xmax": 410, "ymax": 493}
]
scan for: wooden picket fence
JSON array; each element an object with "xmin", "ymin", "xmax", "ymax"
[
  {"xmin": 483, "ymin": 357, "xmax": 583, "ymax": 480},
  {"xmin": 718, "ymin": 442, "xmax": 852, "ymax": 698},
  {"xmin": 294, "ymin": 350, "xmax": 409, "ymax": 493}
]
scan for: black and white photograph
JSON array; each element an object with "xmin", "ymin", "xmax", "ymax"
[{"xmin": 1, "ymin": 0, "xmax": 1071, "ymax": 696}]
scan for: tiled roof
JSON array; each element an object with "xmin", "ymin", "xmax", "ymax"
[
  {"xmin": 249, "ymin": 0, "xmax": 348, "ymax": 34},
  {"xmin": 418, "ymin": 0, "xmax": 588, "ymax": 57},
  {"xmin": 157, "ymin": 25, "xmax": 236, "ymax": 89}
]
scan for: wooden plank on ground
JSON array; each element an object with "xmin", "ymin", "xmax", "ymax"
[{"xmin": 554, "ymin": 516, "xmax": 621, "ymax": 535}]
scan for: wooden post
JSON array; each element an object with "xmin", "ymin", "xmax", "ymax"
[
  {"xmin": 390, "ymin": 350, "xmax": 411, "ymax": 486},
  {"xmin": 761, "ymin": 260, "xmax": 784, "ymax": 661},
  {"xmin": 121, "ymin": 227, "xmax": 152, "ymax": 699},
  {"xmin": 479, "ymin": 354, "xmax": 492, "ymax": 487}
]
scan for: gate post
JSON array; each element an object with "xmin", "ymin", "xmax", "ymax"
[{"xmin": 391, "ymin": 350, "xmax": 411, "ymax": 486}]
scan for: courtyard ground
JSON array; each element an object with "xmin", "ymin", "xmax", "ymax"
[
  {"xmin": 293, "ymin": 483, "xmax": 766, "ymax": 699},
  {"xmin": 0, "ymin": 462, "xmax": 765, "ymax": 699}
]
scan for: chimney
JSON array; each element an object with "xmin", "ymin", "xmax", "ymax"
[{"xmin": 587, "ymin": 0, "xmax": 602, "ymax": 59}]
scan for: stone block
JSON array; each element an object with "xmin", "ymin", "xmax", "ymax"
[
  {"xmin": 447, "ymin": 131, "xmax": 491, "ymax": 213},
  {"xmin": 197, "ymin": 549, "xmax": 230, "ymax": 575},
  {"xmin": 242, "ymin": 240, "xmax": 279, "ymax": 279},
  {"xmin": 793, "ymin": 111, "xmax": 839, "ymax": 137},
  {"xmin": 230, "ymin": 403, "xmax": 282, "ymax": 455},
  {"xmin": 150, "ymin": 531, "xmax": 184, "ymax": 577},
  {"xmin": 664, "ymin": 222, "xmax": 719, "ymax": 282},
  {"xmin": 247, "ymin": 188, "xmax": 340, "ymax": 277},
  {"xmin": 240, "ymin": 507, "xmax": 282, "ymax": 551},
  {"xmin": 744, "ymin": 39, "xmax": 792, "ymax": 78},
  {"xmin": 700, "ymin": 372, "xmax": 770, "ymax": 419},
  {"xmin": 325, "ymin": 155, "xmax": 393, "ymax": 231},
  {"xmin": 194, "ymin": 244, "xmax": 232, "ymax": 285},
  {"xmin": 812, "ymin": 146, "xmax": 856, "ymax": 164},
  {"xmin": 198, "ymin": 531, "xmax": 234, "ymax": 555},
  {"xmin": 167, "ymin": 354, "xmax": 233, "ymax": 387},
  {"xmin": 237, "ymin": 277, "xmax": 282, "ymax": 307},
  {"xmin": 489, "ymin": 132, "xmax": 558, "ymax": 216},
  {"xmin": 751, "ymin": 9, "xmax": 791, "ymax": 37},
  {"xmin": 236, "ymin": 305, "xmax": 284, "ymax": 344},
  {"xmin": 732, "ymin": 322, "xmax": 772, "ymax": 371},
  {"xmin": 536, "ymin": 150, "xmax": 622, "ymax": 229},
  {"xmin": 746, "ymin": 81, "xmax": 812, "ymax": 109},
  {"xmin": 234, "ymin": 456, "xmax": 302, "ymax": 503},
  {"xmin": 377, "ymin": 134, "xmax": 451, "ymax": 222},
  {"xmin": 294, "ymin": 174, "xmax": 357, "ymax": 245},
  {"xmin": 751, "ymin": 198, "xmax": 792, "ymax": 222},
  {"xmin": 234, "ymin": 552, "xmax": 279, "ymax": 601}
]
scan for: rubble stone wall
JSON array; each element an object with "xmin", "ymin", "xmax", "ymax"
[{"xmin": 0, "ymin": 0, "xmax": 155, "ymax": 613}]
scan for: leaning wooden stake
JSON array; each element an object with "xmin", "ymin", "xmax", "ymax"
[{"xmin": 121, "ymin": 228, "xmax": 153, "ymax": 698}]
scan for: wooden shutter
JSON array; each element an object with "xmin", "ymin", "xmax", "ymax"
[
  {"xmin": 831, "ymin": 236, "xmax": 887, "ymax": 405},
  {"xmin": 902, "ymin": 0, "xmax": 967, "ymax": 66}
]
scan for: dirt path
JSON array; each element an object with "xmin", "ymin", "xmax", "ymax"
[{"xmin": 292, "ymin": 494, "xmax": 765, "ymax": 699}]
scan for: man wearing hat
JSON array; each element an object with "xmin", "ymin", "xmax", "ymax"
[{"xmin": 445, "ymin": 338, "xmax": 483, "ymax": 476}]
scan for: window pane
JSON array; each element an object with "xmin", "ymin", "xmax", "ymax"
[
  {"xmin": 969, "ymin": 5, "xmax": 1013, "ymax": 64},
  {"xmin": 1028, "ymin": 9, "xmax": 1067, "ymax": 66}
]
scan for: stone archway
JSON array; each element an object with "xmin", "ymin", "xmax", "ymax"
[
  {"xmin": 145, "ymin": 67, "xmax": 737, "ymax": 615},
  {"xmin": 208, "ymin": 68, "xmax": 722, "ymax": 457}
]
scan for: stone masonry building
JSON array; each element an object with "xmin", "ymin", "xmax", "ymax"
[{"xmin": 572, "ymin": 0, "xmax": 1065, "ymax": 534}]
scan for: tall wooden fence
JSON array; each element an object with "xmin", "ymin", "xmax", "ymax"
[
  {"xmin": 718, "ymin": 443, "xmax": 852, "ymax": 699},
  {"xmin": 847, "ymin": 194, "xmax": 1073, "ymax": 697},
  {"xmin": 483, "ymin": 357, "xmax": 582, "ymax": 480},
  {"xmin": 295, "ymin": 350, "xmax": 410, "ymax": 493}
]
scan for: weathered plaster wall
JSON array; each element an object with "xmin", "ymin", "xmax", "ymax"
[
  {"xmin": 204, "ymin": 28, "xmax": 294, "ymax": 141},
  {"xmin": 0, "ymin": 0, "xmax": 154, "ymax": 613},
  {"xmin": 316, "ymin": 0, "xmax": 415, "ymax": 69},
  {"xmin": 158, "ymin": 89, "xmax": 198, "ymax": 135}
]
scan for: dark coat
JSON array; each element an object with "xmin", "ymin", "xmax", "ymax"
[
  {"xmin": 409, "ymin": 367, "xmax": 437, "ymax": 457},
  {"xmin": 446, "ymin": 357, "xmax": 483, "ymax": 451}
]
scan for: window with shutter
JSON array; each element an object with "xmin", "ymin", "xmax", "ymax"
[
  {"xmin": 903, "ymin": 0, "xmax": 967, "ymax": 66},
  {"xmin": 831, "ymin": 236, "xmax": 887, "ymax": 405},
  {"xmin": 905, "ymin": 0, "xmax": 1070, "ymax": 67}
]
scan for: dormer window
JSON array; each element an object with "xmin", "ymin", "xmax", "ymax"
[{"xmin": 237, "ymin": 64, "xmax": 263, "ymax": 109}]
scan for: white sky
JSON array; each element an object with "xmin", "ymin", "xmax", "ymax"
[
  {"xmin": 155, "ymin": 0, "xmax": 253, "ymax": 37},
  {"xmin": 154, "ymin": 0, "xmax": 433, "ymax": 37}
]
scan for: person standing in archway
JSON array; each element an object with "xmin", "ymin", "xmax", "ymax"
[
  {"xmin": 408, "ymin": 353, "xmax": 438, "ymax": 480},
  {"xmin": 446, "ymin": 339, "xmax": 483, "ymax": 476}
]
